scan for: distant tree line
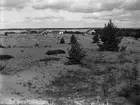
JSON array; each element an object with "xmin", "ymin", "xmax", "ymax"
[
  {"xmin": 94, "ymin": 28, "xmax": 140, "ymax": 39},
  {"xmin": 92, "ymin": 19, "xmax": 140, "ymax": 51},
  {"xmin": 64, "ymin": 31, "xmax": 83, "ymax": 34}
]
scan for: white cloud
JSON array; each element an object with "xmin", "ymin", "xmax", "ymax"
[
  {"xmin": 0, "ymin": 0, "xmax": 140, "ymax": 28},
  {"xmin": 122, "ymin": 0, "xmax": 140, "ymax": 11},
  {"xmin": 32, "ymin": 0, "xmax": 125, "ymax": 13},
  {"xmin": 0, "ymin": 0, "xmax": 32, "ymax": 10}
]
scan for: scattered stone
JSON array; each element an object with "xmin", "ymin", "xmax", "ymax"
[
  {"xmin": 0, "ymin": 45, "xmax": 5, "ymax": 48},
  {"xmin": 45, "ymin": 49, "xmax": 65, "ymax": 55},
  {"xmin": 21, "ymin": 50, "xmax": 24, "ymax": 52},
  {"xmin": 0, "ymin": 55, "xmax": 14, "ymax": 60}
]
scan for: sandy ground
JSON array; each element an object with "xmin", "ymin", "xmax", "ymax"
[
  {"xmin": 0, "ymin": 33, "xmax": 94, "ymax": 104},
  {"xmin": 0, "ymin": 33, "xmax": 140, "ymax": 105}
]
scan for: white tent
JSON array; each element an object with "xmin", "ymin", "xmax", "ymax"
[{"xmin": 59, "ymin": 31, "xmax": 64, "ymax": 34}]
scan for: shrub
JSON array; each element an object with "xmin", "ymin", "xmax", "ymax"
[
  {"xmin": 35, "ymin": 43, "xmax": 39, "ymax": 47},
  {"xmin": 8, "ymin": 45, "xmax": 11, "ymax": 48},
  {"xmin": 68, "ymin": 35, "xmax": 86, "ymax": 64},
  {"xmin": 92, "ymin": 33, "xmax": 99, "ymax": 43},
  {"xmin": 70, "ymin": 35, "xmax": 77, "ymax": 44},
  {"xmin": 119, "ymin": 46, "xmax": 127, "ymax": 52},
  {"xmin": 60, "ymin": 37, "xmax": 65, "ymax": 44},
  {"xmin": 4, "ymin": 32, "xmax": 8, "ymax": 36},
  {"xmin": 98, "ymin": 19, "xmax": 122, "ymax": 51}
]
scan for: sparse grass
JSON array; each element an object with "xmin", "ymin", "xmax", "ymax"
[
  {"xmin": 43, "ymin": 49, "xmax": 140, "ymax": 105},
  {"xmin": 39, "ymin": 57, "xmax": 61, "ymax": 65},
  {"xmin": 43, "ymin": 67, "xmax": 118, "ymax": 105},
  {"xmin": 68, "ymin": 35, "xmax": 86, "ymax": 64},
  {"xmin": 40, "ymin": 57, "xmax": 61, "ymax": 62}
]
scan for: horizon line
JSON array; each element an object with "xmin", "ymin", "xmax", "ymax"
[{"xmin": 0, "ymin": 27, "xmax": 140, "ymax": 30}]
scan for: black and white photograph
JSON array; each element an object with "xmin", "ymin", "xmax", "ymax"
[{"xmin": 0, "ymin": 0, "xmax": 140, "ymax": 104}]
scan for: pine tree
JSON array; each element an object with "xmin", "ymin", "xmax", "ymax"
[
  {"xmin": 60, "ymin": 37, "xmax": 65, "ymax": 44},
  {"xmin": 98, "ymin": 19, "xmax": 122, "ymax": 51},
  {"xmin": 70, "ymin": 35, "xmax": 77, "ymax": 44},
  {"xmin": 68, "ymin": 35, "xmax": 86, "ymax": 64}
]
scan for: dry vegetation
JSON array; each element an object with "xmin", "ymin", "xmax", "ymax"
[{"xmin": 0, "ymin": 20, "xmax": 140, "ymax": 105}]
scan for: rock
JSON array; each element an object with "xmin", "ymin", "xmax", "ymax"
[
  {"xmin": 0, "ymin": 45, "xmax": 5, "ymax": 48},
  {"xmin": 0, "ymin": 55, "xmax": 14, "ymax": 60},
  {"xmin": 45, "ymin": 49, "xmax": 65, "ymax": 55}
]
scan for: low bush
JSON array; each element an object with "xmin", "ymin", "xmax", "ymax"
[
  {"xmin": 35, "ymin": 43, "xmax": 39, "ymax": 47},
  {"xmin": 92, "ymin": 33, "xmax": 99, "ymax": 43},
  {"xmin": 70, "ymin": 35, "xmax": 77, "ymax": 44},
  {"xmin": 68, "ymin": 35, "xmax": 86, "ymax": 64},
  {"xmin": 60, "ymin": 37, "xmax": 65, "ymax": 44},
  {"xmin": 40, "ymin": 57, "xmax": 60, "ymax": 62}
]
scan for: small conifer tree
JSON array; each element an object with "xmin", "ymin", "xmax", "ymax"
[
  {"xmin": 70, "ymin": 35, "xmax": 77, "ymax": 44},
  {"xmin": 68, "ymin": 35, "xmax": 86, "ymax": 64},
  {"xmin": 98, "ymin": 19, "xmax": 121, "ymax": 51},
  {"xmin": 60, "ymin": 37, "xmax": 65, "ymax": 44}
]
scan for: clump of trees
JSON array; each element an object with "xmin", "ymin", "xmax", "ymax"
[
  {"xmin": 60, "ymin": 37, "xmax": 65, "ymax": 44},
  {"xmin": 67, "ymin": 35, "xmax": 86, "ymax": 64},
  {"xmin": 64, "ymin": 31, "xmax": 83, "ymax": 34},
  {"xmin": 115, "ymin": 29, "xmax": 140, "ymax": 40},
  {"xmin": 98, "ymin": 19, "xmax": 122, "ymax": 51}
]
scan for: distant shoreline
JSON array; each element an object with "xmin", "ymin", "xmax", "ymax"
[
  {"xmin": 0, "ymin": 27, "xmax": 139, "ymax": 31},
  {"xmin": 0, "ymin": 27, "xmax": 100, "ymax": 31}
]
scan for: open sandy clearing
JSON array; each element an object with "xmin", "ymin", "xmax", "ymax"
[{"xmin": 0, "ymin": 33, "xmax": 140, "ymax": 104}]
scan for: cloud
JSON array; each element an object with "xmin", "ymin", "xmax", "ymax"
[
  {"xmin": 32, "ymin": 0, "xmax": 140, "ymax": 13},
  {"xmin": 122, "ymin": 0, "xmax": 140, "ymax": 11},
  {"xmin": 0, "ymin": 0, "xmax": 31, "ymax": 10},
  {"xmin": 82, "ymin": 9, "xmax": 140, "ymax": 24},
  {"xmin": 24, "ymin": 15, "xmax": 64, "ymax": 23},
  {"xmin": 32, "ymin": 0, "xmax": 126, "ymax": 13},
  {"xmin": 1, "ymin": 0, "xmax": 139, "ymax": 12},
  {"xmin": 1, "ymin": 0, "xmax": 140, "ymax": 28},
  {"xmin": 32, "ymin": 0, "xmax": 73, "ymax": 11},
  {"xmin": 82, "ymin": 9, "xmax": 125, "ymax": 20}
]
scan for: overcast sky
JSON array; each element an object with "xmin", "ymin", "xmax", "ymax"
[{"xmin": 0, "ymin": 0, "xmax": 140, "ymax": 28}]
